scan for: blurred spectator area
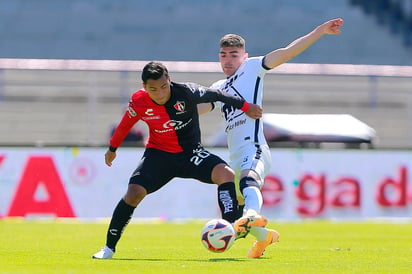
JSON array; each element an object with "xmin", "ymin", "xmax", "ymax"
[
  {"xmin": 0, "ymin": 60, "xmax": 411, "ymax": 149},
  {"xmin": 0, "ymin": 0, "xmax": 411, "ymax": 65},
  {"xmin": 1, "ymin": 0, "xmax": 412, "ymax": 149},
  {"xmin": 349, "ymin": 0, "xmax": 412, "ymax": 47}
]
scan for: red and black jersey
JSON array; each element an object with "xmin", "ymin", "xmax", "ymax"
[{"xmin": 110, "ymin": 82, "xmax": 247, "ymax": 153}]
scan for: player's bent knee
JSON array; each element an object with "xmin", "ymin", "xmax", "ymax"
[
  {"xmin": 239, "ymin": 176, "xmax": 260, "ymax": 192},
  {"xmin": 124, "ymin": 184, "xmax": 147, "ymax": 206},
  {"xmin": 211, "ymin": 163, "xmax": 235, "ymax": 184}
]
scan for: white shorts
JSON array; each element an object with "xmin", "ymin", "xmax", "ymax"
[{"xmin": 229, "ymin": 144, "xmax": 272, "ymax": 188}]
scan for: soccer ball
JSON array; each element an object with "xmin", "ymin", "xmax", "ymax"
[{"xmin": 201, "ymin": 218, "xmax": 236, "ymax": 253}]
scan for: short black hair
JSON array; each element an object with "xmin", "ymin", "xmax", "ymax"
[{"xmin": 141, "ymin": 61, "xmax": 169, "ymax": 84}]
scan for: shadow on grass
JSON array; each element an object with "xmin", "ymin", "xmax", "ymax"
[{"xmin": 110, "ymin": 257, "xmax": 251, "ymax": 262}]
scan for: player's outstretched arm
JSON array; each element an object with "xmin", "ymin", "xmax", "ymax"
[{"xmin": 263, "ymin": 18, "xmax": 344, "ymax": 69}]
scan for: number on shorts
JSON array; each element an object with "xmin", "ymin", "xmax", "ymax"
[{"xmin": 190, "ymin": 150, "xmax": 210, "ymax": 166}]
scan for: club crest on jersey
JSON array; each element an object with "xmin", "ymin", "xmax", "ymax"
[{"xmin": 174, "ymin": 101, "xmax": 186, "ymax": 113}]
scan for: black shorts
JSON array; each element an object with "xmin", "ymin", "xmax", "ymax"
[{"xmin": 129, "ymin": 147, "xmax": 227, "ymax": 194}]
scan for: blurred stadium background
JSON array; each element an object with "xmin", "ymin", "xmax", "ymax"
[{"xmin": 0, "ymin": 0, "xmax": 411, "ymax": 149}]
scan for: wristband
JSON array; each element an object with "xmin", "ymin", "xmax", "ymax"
[
  {"xmin": 109, "ymin": 146, "xmax": 118, "ymax": 152},
  {"xmin": 240, "ymin": 101, "xmax": 250, "ymax": 112}
]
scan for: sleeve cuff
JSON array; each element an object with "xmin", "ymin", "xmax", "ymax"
[
  {"xmin": 240, "ymin": 101, "xmax": 250, "ymax": 112},
  {"xmin": 109, "ymin": 146, "xmax": 118, "ymax": 152}
]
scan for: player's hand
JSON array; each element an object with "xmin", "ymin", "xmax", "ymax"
[
  {"xmin": 105, "ymin": 150, "xmax": 116, "ymax": 167},
  {"xmin": 321, "ymin": 18, "xmax": 343, "ymax": 35},
  {"xmin": 245, "ymin": 103, "xmax": 262, "ymax": 119}
]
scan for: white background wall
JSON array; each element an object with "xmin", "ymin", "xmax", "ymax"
[{"xmin": 1, "ymin": 147, "xmax": 411, "ymax": 220}]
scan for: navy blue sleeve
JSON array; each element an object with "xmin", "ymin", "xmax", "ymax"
[{"xmin": 184, "ymin": 82, "xmax": 245, "ymax": 109}]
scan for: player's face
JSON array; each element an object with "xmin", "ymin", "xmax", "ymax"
[
  {"xmin": 219, "ymin": 46, "xmax": 248, "ymax": 77},
  {"xmin": 144, "ymin": 75, "xmax": 171, "ymax": 105}
]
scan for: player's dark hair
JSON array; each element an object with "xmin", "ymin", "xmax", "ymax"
[
  {"xmin": 220, "ymin": 34, "xmax": 245, "ymax": 49},
  {"xmin": 141, "ymin": 61, "xmax": 169, "ymax": 84}
]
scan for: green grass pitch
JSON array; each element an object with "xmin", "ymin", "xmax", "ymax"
[{"xmin": 1, "ymin": 218, "xmax": 411, "ymax": 273}]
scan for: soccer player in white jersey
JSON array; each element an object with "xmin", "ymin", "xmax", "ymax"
[{"xmin": 201, "ymin": 18, "xmax": 344, "ymax": 258}]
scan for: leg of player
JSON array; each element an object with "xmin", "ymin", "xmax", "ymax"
[
  {"xmin": 247, "ymin": 227, "xmax": 280, "ymax": 258},
  {"xmin": 211, "ymin": 163, "xmax": 239, "ymax": 223},
  {"xmin": 234, "ymin": 171, "xmax": 280, "ymax": 258},
  {"xmin": 92, "ymin": 184, "xmax": 147, "ymax": 259},
  {"xmin": 233, "ymin": 174, "xmax": 268, "ymax": 232}
]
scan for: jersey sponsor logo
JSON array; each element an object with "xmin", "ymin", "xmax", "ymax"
[
  {"xmin": 164, "ymin": 120, "xmax": 183, "ymax": 128},
  {"xmin": 142, "ymin": 115, "xmax": 160, "ymax": 120},
  {"xmin": 154, "ymin": 119, "xmax": 192, "ymax": 133},
  {"xmin": 173, "ymin": 101, "xmax": 186, "ymax": 113},
  {"xmin": 142, "ymin": 109, "xmax": 160, "ymax": 120},
  {"xmin": 127, "ymin": 106, "xmax": 137, "ymax": 117},
  {"xmin": 225, "ymin": 118, "xmax": 247, "ymax": 132},
  {"xmin": 145, "ymin": 108, "xmax": 154, "ymax": 116}
]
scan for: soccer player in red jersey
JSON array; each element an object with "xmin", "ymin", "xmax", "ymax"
[{"xmin": 93, "ymin": 61, "xmax": 262, "ymax": 259}]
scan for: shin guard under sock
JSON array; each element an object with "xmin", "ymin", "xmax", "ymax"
[
  {"xmin": 242, "ymin": 186, "xmax": 263, "ymax": 213},
  {"xmin": 106, "ymin": 199, "xmax": 135, "ymax": 251},
  {"xmin": 240, "ymin": 176, "xmax": 263, "ymax": 213}
]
